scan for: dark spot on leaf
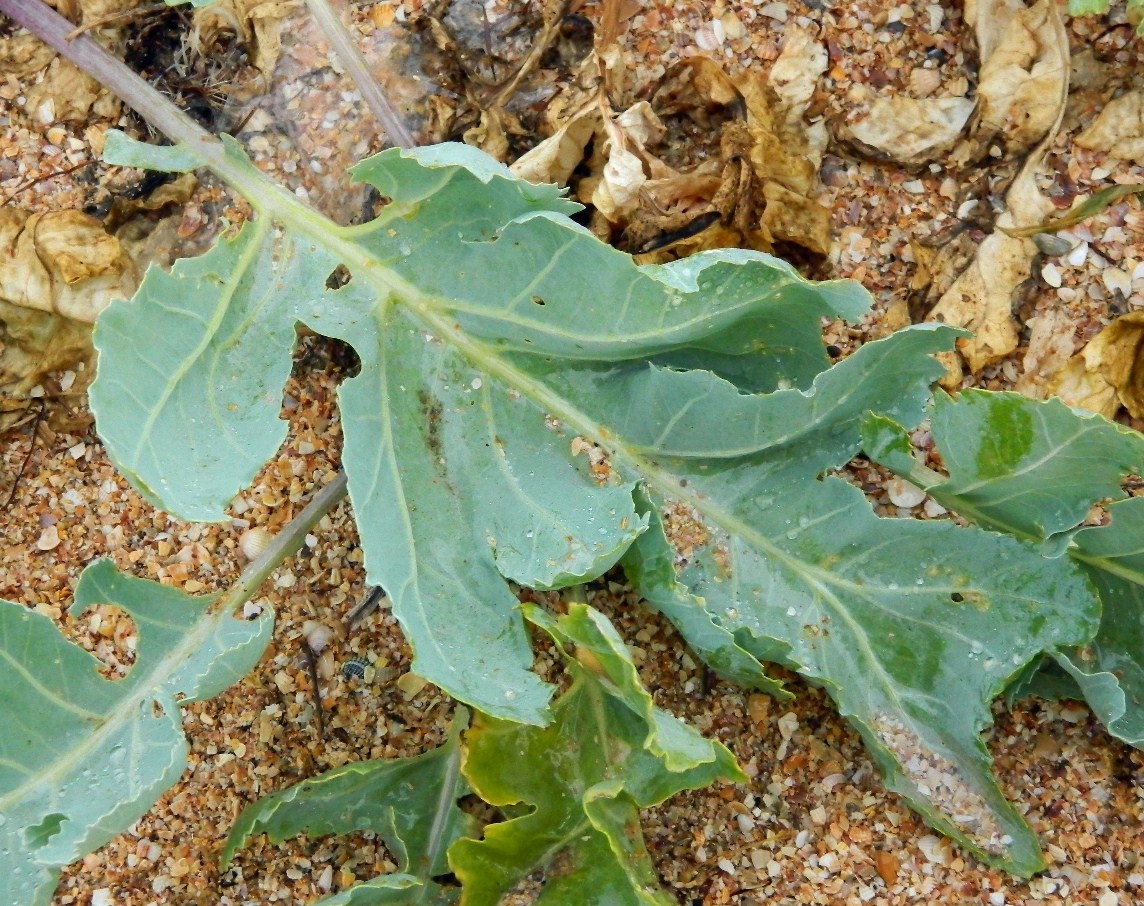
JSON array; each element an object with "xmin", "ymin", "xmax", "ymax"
[
  {"xmin": 417, "ymin": 390, "xmax": 445, "ymax": 460},
  {"xmin": 950, "ymin": 592, "xmax": 964, "ymax": 603},
  {"xmin": 532, "ymin": 296, "xmax": 546, "ymax": 306}
]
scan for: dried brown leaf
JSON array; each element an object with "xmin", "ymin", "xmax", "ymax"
[
  {"xmin": 845, "ymin": 96, "xmax": 975, "ymax": 167},
  {"xmin": 928, "ymin": 157, "xmax": 1056, "ymax": 373},
  {"xmin": 1048, "ymin": 312, "xmax": 1144, "ymax": 418},
  {"xmin": 0, "ymin": 209, "xmax": 137, "ymax": 403},
  {"xmin": 1076, "ymin": 90, "xmax": 1144, "ymax": 162},
  {"xmin": 1016, "ymin": 308, "xmax": 1077, "ymax": 400},
  {"xmin": 960, "ymin": 0, "xmax": 1069, "ymax": 161}
]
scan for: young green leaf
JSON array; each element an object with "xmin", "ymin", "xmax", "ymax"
[
  {"xmin": 449, "ymin": 603, "xmax": 743, "ymax": 905},
  {"xmin": 222, "ymin": 710, "xmax": 475, "ymax": 904},
  {"xmin": 0, "ymin": 560, "xmax": 272, "ymax": 906}
]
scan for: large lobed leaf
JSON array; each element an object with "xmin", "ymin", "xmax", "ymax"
[
  {"xmin": 91, "ymin": 139, "xmax": 1103, "ymax": 872},
  {"xmin": 864, "ymin": 390, "xmax": 1144, "ymax": 749},
  {"xmin": 0, "ymin": 560, "xmax": 272, "ymax": 906},
  {"xmin": 92, "ymin": 138, "xmax": 869, "ymax": 725}
]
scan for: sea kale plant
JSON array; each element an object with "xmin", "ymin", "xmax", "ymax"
[{"xmin": 1, "ymin": 0, "xmax": 1143, "ymax": 903}]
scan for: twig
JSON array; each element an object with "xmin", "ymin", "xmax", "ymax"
[
  {"xmin": 302, "ymin": 0, "xmax": 416, "ymax": 150},
  {"xmin": 3, "ymin": 398, "xmax": 47, "ymax": 509}
]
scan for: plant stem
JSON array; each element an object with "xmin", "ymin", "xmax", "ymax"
[
  {"xmin": 217, "ymin": 471, "xmax": 348, "ymax": 614},
  {"xmin": 304, "ymin": 0, "xmax": 416, "ymax": 150}
]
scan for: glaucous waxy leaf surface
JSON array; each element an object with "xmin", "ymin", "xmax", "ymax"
[
  {"xmin": 449, "ymin": 604, "xmax": 743, "ymax": 905},
  {"xmin": 88, "ymin": 139, "xmax": 1103, "ymax": 872},
  {"xmin": 1063, "ymin": 498, "xmax": 1144, "ymax": 746},
  {"xmin": 91, "ymin": 139, "xmax": 872, "ymax": 725},
  {"xmin": 0, "ymin": 560, "xmax": 272, "ymax": 906},
  {"xmin": 926, "ymin": 391, "xmax": 1144, "ymax": 539},
  {"xmin": 222, "ymin": 711, "xmax": 474, "ymax": 904}
]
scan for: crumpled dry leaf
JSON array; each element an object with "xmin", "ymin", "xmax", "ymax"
[
  {"xmin": 464, "ymin": 106, "xmax": 527, "ymax": 163},
  {"xmin": 928, "ymin": 152, "xmax": 1058, "ymax": 374},
  {"xmin": 203, "ymin": 0, "xmax": 298, "ymax": 78},
  {"xmin": 845, "ymin": 96, "xmax": 975, "ymax": 168},
  {"xmin": 0, "ymin": 209, "xmax": 138, "ymax": 409},
  {"xmin": 838, "ymin": 0, "xmax": 1066, "ymax": 169},
  {"xmin": 958, "ymin": 0, "xmax": 1069, "ymax": 162},
  {"xmin": 1015, "ymin": 307, "xmax": 1078, "ymax": 399},
  {"xmin": 628, "ymin": 45, "xmax": 831, "ymax": 262},
  {"xmin": 921, "ymin": 0, "xmax": 1068, "ymax": 376},
  {"xmin": 1047, "ymin": 312, "xmax": 1144, "ymax": 418},
  {"xmin": 23, "ymin": 57, "xmax": 118, "ymax": 125},
  {"xmin": 1075, "ymin": 90, "xmax": 1144, "ymax": 162},
  {"xmin": 513, "ymin": 27, "xmax": 830, "ymax": 261}
]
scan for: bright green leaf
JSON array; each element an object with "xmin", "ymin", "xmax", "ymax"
[
  {"xmin": 449, "ymin": 603, "xmax": 742, "ymax": 905},
  {"xmin": 0, "ymin": 560, "xmax": 272, "ymax": 906},
  {"xmin": 222, "ymin": 710, "xmax": 474, "ymax": 904}
]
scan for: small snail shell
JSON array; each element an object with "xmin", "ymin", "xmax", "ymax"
[
  {"xmin": 238, "ymin": 527, "xmax": 272, "ymax": 560},
  {"xmin": 303, "ymin": 620, "xmax": 334, "ymax": 654}
]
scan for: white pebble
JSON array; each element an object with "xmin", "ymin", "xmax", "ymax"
[
  {"xmin": 1067, "ymin": 241, "xmax": 1089, "ymax": 267},
  {"xmin": 718, "ymin": 857, "xmax": 736, "ymax": 874},
  {"xmin": 923, "ymin": 498, "xmax": 948, "ymax": 518},
  {"xmin": 1041, "ymin": 262, "xmax": 1063, "ymax": 288},
  {"xmin": 777, "ymin": 711, "xmax": 799, "ymax": 739},
  {"xmin": 1103, "ymin": 267, "xmax": 1131, "ymax": 297}
]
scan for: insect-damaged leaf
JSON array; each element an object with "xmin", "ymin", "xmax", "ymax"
[
  {"xmin": 88, "ymin": 139, "xmax": 1097, "ymax": 872},
  {"xmin": 91, "ymin": 140, "xmax": 869, "ymax": 724},
  {"xmin": 0, "ymin": 560, "xmax": 272, "ymax": 906},
  {"xmin": 450, "ymin": 604, "xmax": 742, "ymax": 905}
]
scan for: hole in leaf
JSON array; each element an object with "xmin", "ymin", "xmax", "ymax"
[
  {"xmin": 69, "ymin": 604, "xmax": 137, "ymax": 681},
  {"xmin": 326, "ymin": 264, "xmax": 352, "ymax": 290}
]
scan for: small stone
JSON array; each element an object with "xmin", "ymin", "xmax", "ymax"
[
  {"xmin": 1103, "ymin": 267, "xmax": 1131, "ymax": 297},
  {"xmin": 874, "ymin": 850, "xmax": 898, "ymax": 885},
  {"xmin": 747, "ymin": 693, "xmax": 771, "ymax": 727},
  {"xmin": 1041, "ymin": 262, "xmax": 1063, "ymax": 288},
  {"xmin": 35, "ymin": 525, "xmax": 61, "ymax": 551}
]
